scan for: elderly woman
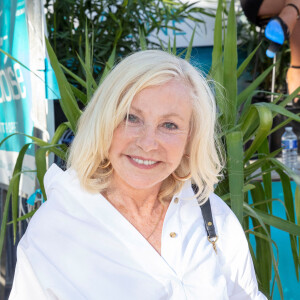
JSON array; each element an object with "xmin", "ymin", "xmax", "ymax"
[{"xmin": 9, "ymin": 50, "xmax": 266, "ymax": 300}]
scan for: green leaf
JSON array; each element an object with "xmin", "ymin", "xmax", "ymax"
[
  {"xmin": 278, "ymin": 86, "xmax": 300, "ymax": 108},
  {"xmin": 270, "ymin": 113, "xmax": 300, "ymax": 135},
  {"xmin": 250, "ymin": 182, "xmax": 271, "ymax": 294},
  {"xmin": 11, "ymin": 143, "xmax": 32, "ymax": 243},
  {"xmin": 100, "ymin": 46, "xmax": 116, "ymax": 85},
  {"xmin": 296, "ymin": 186, "xmax": 300, "ymax": 226},
  {"xmin": 237, "ymin": 42, "xmax": 261, "ymax": 79},
  {"xmin": 70, "ymin": 85, "xmax": 88, "ymax": 105},
  {"xmin": 185, "ymin": 26, "xmax": 196, "ymax": 62},
  {"xmin": 0, "ymin": 170, "xmax": 34, "ymax": 259},
  {"xmin": 172, "ymin": 35, "xmax": 177, "ymax": 55},
  {"xmin": 60, "ymin": 64, "xmax": 87, "ymax": 89},
  {"xmin": 237, "ymin": 64, "xmax": 275, "ymax": 107},
  {"xmin": 223, "ymin": 0, "xmax": 237, "ymax": 128},
  {"xmin": 243, "ymin": 203, "xmax": 283, "ymax": 298},
  {"xmin": 244, "ymin": 105, "xmax": 273, "ymax": 162},
  {"xmin": 226, "ymin": 131, "xmax": 244, "ymax": 223},
  {"xmin": 221, "ymin": 184, "xmax": 255, "ymax": 201},
  {"xmin": 276, "ymin": 169, "xmax": 299, "ymax": 279},
  {"xmin": 262, "ymin": 102, "xmax": 300, "ymax": 122},
  {"xmin": 269, "ymin": 158, "xmax": 300, "ymax": 186},
  {"xmin": 167, "ymin": 36, "xmax": 171, "ymax": 53},
  {"xmin": 45, "ymin": 38, "xmax": 82, "ymax": 132},
  {"xmin": 139, "ymin": 26, "xmax": 147, "ymax": 50},
  {"xmin": 246, "ymin": 205, "xmax": 300, "ymax": 236},
  {"xmin": 51, "ymin": 122, "xmax": 70, "ymax": 145},
  {"xmin": 7, "ymin": 209, "xmax": 37, "ymax": 224},
  {"xmin": 210, "ymin": 0, "xmax": 223, "ymax": 81},
  {"xmin": 35, "ymin": 148, "xmax": 47, "ymax": 200},
  {"xmin": 35, "ymin": 144, "xmax": 66, "ymax": 200},
  {"xmin": 77, "ymin": 53, "xmax": 98, "ymax": 91},
  {"xmin": 258, "ymin": 139, "xmax": 272, "ymax": 212}
]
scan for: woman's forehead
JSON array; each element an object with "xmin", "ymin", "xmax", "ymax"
[{"xmin": 129, "ymin": 80, "xmax": 193, "ymax": 118}]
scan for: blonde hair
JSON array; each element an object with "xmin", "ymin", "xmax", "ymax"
[{"xmin": 68, "ymin": 50, "xmax": 224, "ymax": 204}]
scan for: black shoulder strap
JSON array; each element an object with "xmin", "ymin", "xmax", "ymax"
[{"xmin": 192, "ymin": 184, "xmax": 218, "ymax": 254}]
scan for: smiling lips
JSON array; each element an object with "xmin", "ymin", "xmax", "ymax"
[{"xmin": 127, "ymin": 155, "xmax": 160, "ymax": 169}]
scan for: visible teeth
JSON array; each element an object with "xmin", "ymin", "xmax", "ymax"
[{"xmin": 132, "ymin": 157, "xmax": 157, "ymax": 165}]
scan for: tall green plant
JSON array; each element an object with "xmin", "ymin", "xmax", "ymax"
[
  {"xmin": 212, "ymin": 0, "xmax": 300, "ymax": 298},
  {"xmin": 44, "ymin": 0, "xmax": 213, "ymax": 83},
  {"xmin": 1, "ymin": 1, "xmax": 300, "ymax": 299}
]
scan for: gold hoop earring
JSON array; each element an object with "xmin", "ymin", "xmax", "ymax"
[
  {"xmin": 100, "ymin": 159, "xmax": 113, "ymax": 176},
  {"xmin": 100, "ymin": 159, "xmax": 111, "ymax": 169},
  {"xmin": 172, "ymin": 171, "xmax": 191, "ymax": 182}
]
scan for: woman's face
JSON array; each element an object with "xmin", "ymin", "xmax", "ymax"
[{"xmin": 109, "ymin": 79, "xmax": 193, "ymax": 191}]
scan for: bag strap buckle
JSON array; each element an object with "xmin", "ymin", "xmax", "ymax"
[{"xmin": 192, "ymin": 184, "xmax": 218, "ymax": 254}]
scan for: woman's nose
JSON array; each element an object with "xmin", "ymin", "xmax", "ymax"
[{"xmin": 135, "ymin": 125, "xmax": 159, "ymax": 152}]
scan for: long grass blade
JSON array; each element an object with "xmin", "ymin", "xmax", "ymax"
[
  {"xmin": 250, "ymin": 182, "xmax": 271, "ymax": 294},
  {"xmin": 276, "ymin": 169, "xmax": 299, "ymax": 279},
  {"xmin": 223, "ymin": 0, "xmax": 237, "ymax": 128},
  {"xmin": 139, "ymin": 26, "xmax": 147, "ymax": 50},
  {"xmin": 70, "ymin": 85, "xmax": 87, "ymax": 105},
  {"xmin": 35, "ymin": 144, "xmax": 66, "ymax": 200},
  {"xmin": 60, "ymin": 64, "xmax": 87, "ymax": 89},
  {"xmin": 244, "ymin": 105, "xmax": 273, "ymax": 163},
  {"xmin": 185, "ymin": 26, "xmax": 196, "ymax": 62},
  {"xmin": 243, "ymin": 202, "xmax": 283, "ymax": 298},
  {"xmin": 0, "ymin": 172, "xmax": 20, "ymax": 260},
  {"xmin": 237, "ymin": 64, "xmax": 275, "ymax": 106},
  {"xmin": 269, "ymin": 158, "xmax": 300, "ymax": 186},
  {"xmin": 100, "ymin": 46, "xmax": 116, "ymax": 84},
  {"xmin": 45, "ymin": 38, "xmax": 81, "ymax": 132},
  {"xmin": 258, "ymin": 139, "xmax": 272, "ymax": 212},
  {"xmin": 50, "ymin": 122, "xmax": 70, "ymax": 145},
  {"xmin": 237, "ymin": 42, "xmax": 261, "ymax": 78},
  {"xmin": 296, "ymin": 186, "xmax": 300, "ymax": 226},
  {"xmin": 226, "ymin": 131, "xmax": 244, "ymax": 223},
  {"xmin": 246, "ymin": 206, "xmax": 300, "ymax": 236},
  {"xmin": 12, "ymin": 143, "xmax": 32, "ymax": 243},
  {"xmin": 261, "ymin": 102, "xmax": 300, "ymax": 122}
]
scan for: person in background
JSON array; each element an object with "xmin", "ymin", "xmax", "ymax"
[
  {"xmin": 9, "ymin": 50, "xmax": 266, "ymax": 299},
  {"xmin": 241, "ymin": 0, "xmax": 300, "ymax": 103}
]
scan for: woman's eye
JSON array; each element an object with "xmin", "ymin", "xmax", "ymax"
[
  {"xmin": 126, "ymin": 114, "xmax": 139, "ymax": 123},
  {"xmin": 163, "ymin": 122, "xmax": 178, "ymax": 130}
]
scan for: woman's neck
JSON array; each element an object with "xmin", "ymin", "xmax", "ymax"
[{"xmin": 104, "ymin": 175, "xmax": 162, "ymax": 215}]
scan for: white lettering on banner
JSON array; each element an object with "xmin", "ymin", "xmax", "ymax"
[
  {"xmin": 0, "ymin": 35, "xmax": 8, "ymax": 47},
  {"xmin": 0, "ymin": 69, "xmax": 12, "ymax": 102},
  {"xmin": 7, "ymin": 66, "xmax": 21, "ymax": 99},
  {"xmin": 13, "ymin": 63, "xmax": 26, "ymax": 98},
  {"xmin": 16, "ymin": 8, "xmax": 25, "ymax": 17},
  {"xmin": 0, "ymin": 63, "xmax": 26, "ymax": 102},
  {"xmin": 0, "ymin": 122, "xmax": 18, "ymax": 134}
]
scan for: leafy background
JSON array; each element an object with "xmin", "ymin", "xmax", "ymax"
[{"xmin": 1, "ymin": 0, "xmax": 300, "ymax": 299}]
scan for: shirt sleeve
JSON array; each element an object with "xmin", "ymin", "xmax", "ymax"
[
  {"xmin": 210, "ymin": 194, "xmax": 267, "ymax": 300},
  {"xmin": 9, "ymin": 246, "xmax": 53, "ymax": 300}
]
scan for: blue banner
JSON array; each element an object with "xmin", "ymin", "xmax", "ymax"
[{"xmin": 0, "ymin": 0, "xmax": 33, "ymax": 154}]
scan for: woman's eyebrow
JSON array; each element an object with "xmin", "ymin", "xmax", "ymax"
[
  {"xmin": 130, "ymin": 106, "xmax": 185, "ymax": 122},
  {"xmin": 162, "ymin": 113, "xmax": 185, "ymax": 122},
  {"xmin": 130, "ymin": 106, "xmax": 142, "ymax": 114}
]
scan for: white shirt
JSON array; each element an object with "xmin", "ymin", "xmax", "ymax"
[{"xmin": 9, "ymin": 164, "xmax": 266, "ymax": 300}]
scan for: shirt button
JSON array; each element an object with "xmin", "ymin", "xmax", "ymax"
[
  {"xmin": 170, "ymin": 232, "xmax": 177, "ymax": 238},
  {"xmin": 174, "ymin": 197, "xmax": 179, "ymax": 204}
]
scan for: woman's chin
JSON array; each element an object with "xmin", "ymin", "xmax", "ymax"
[{"xmin": 112, "ymin": 173, "xmax": 165, "ymax": 191}]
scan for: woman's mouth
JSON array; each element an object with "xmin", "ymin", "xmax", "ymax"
[{"xmin": 127, "ymin": 156, "xmax": 160, "ymax": 169}]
